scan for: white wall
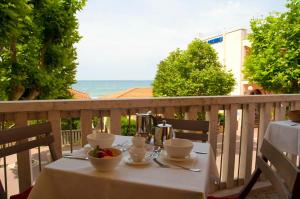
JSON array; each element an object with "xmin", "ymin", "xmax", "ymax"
[{"xmin": 210, "ymin": 29, "xmax": 247, "ymax": 95}]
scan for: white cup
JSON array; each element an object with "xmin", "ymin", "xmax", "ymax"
[
  {"xmin": 132, "ymin": 136, "xmax": 146, "ymax": 148},
  {"xmin": 129, "ymin": 147, "xmax": 146, "ymax": 162}
]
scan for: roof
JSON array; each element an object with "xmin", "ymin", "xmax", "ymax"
[
  {"xmin": 69, "ymin": 88, "xmax": 91, "ymax": 99},
  {"xmin": 100, "ymin": 87, "xmax": 153, "ymax": 99}
]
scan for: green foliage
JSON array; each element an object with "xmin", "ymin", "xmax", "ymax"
[
  {"xmin": 218, "ymin": 112, "xmax": 225, "ymax": 126},
  {"xmin": 153, "ymin": 39, "xmax": 235, "ymax": 96},
  {"xmin": 0, "ymin": 0, "xmax": 86, "ymax": 100},
  {"xmin": 244, "ymin": 0, "xmax": 300, "ymax": 93},
  {"xmin": 121, "ymin": 116, "xmax": 136, "ymax": 136},
  {"xmin": 61, "ymin": 118, "xmax": 80, "ymax": 130}
]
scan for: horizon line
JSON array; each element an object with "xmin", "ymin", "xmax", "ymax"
[{"xmin": 75, "ymin": 79, "xmax": 154, "ymax": 81}]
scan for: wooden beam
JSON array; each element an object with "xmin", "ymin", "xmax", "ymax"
[
  {"xmin": 14, "ymin": 112, "xmax": 32, "ymax": 193},
  {"xmin": 239, "ymin": 104, "xmax": 255, "ymax": 182},
  {"xmin": 80, "ymin": 110, "xmax": 93, "ymax": 144},
  {"xmin": 258, "ymin": 103, "xmax": 272, "ymax": 151},
  {"xmin": 222, "ymin": 104, "xmax": 238, "ymax": 188},
  {"xmin": 186, "ymin": 106, "xmax": 199, "ymax": 120},
  {"xmin": 48, "ymin": 110, "xmax": 62, "ymax": 157},
  {"xmin": 110, "ymin": 110, "xmax": 121, "ymax": 134},
  {"xmin": 275, "ymin": 102, "xmax": 288, "ymax": 121},
  {"xmin": 164, "ymin": 107, "xmax": 175, "ymax": 119},
  {"xmin": 206, "ymin": 105, "xmax": 219, "ymax": 156},
  {"xmin": 1, "ymin": 95, "xmax": 299, "ymax": 113}
]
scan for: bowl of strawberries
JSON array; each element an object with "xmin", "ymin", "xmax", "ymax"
[{"xmin": 88, "ymin": 146, "xmax": 122, "ymax": 171}]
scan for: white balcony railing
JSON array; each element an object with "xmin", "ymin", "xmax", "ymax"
[{"xmin": 0, "ymin": 94, "xmax": 300, "ymax": 193}]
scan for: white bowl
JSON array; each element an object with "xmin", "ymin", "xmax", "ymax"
[
  {"xmin": 164, "ymin": 138, "xmax": 193, "ymax": 158},
  {"xmin": 87, "ymin": 133, "xmax": 115, "ymax": 148},
  {"xmin": 88, "ymin": 148, "xmax": 122, "ymax": 171}
]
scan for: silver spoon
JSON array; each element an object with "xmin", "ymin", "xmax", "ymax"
[
  {"xmin": 194, "ymin": 151, "xmax": 207, "ymax": 154},
  {"xmin": 63, "ymin": 155, "xmax": 89, "ymax": 160},
  {"xmin": 153, "ymin": 158, "xmax": 201, "ymax": 172}
]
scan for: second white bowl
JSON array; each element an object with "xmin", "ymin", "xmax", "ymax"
[
  {"xmin": 164, "ymin": 138, "xmax": 193, "ymax": 158},
  {"xmin": 87, "ymin": 133, "xmax": 115, "ymax": 148}
]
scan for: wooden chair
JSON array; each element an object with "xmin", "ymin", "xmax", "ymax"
[
  {"xmin": 156, "ymin": 118, "xmax": 209, "ymax": 142},
  {"xmin": 208, "ymin": 139, "xmax": 300, "ymax": 199},
  {"xmin": 0, "ymin": 122, "xmax": 58, "ymax": 199}
]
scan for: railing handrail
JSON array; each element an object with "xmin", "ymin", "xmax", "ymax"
[{"xmin": 0, "ymin": 94, "xmax": 300, "ymax": 112}]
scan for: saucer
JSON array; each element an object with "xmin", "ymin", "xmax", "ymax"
[
  {"xmin": 162, "ymin": 151, "xmax": 196, "ymax": 162},
  {"xmin": 124, "ymin": 156, "xmax": 151, "ymax": 166}
]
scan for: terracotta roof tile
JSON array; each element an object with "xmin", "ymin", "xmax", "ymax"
[
  {"xmin": 69, "ymin": 89, "xmax": 91, "ymax": 99},
  {"xmin": 100, "ymin": 87, "xmax": 153, "ymax": 99}
]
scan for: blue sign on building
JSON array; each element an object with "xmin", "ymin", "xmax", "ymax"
[{"xmin": 208, "ymin": 36, "xmax": 223, "ymax": 44}]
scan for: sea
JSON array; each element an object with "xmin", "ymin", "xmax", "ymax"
[{"xmin": 72, "ymin": 80, "xmax": 152, "ymax": 98}]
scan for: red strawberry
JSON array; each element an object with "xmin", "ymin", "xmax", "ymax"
[
  {"xmin": 97, "ymin": 151, "xmax": 107, "ymax": 158},
  {"xmin": 104, "ymin": 149, "xmax": 113, "ymax": 156}
]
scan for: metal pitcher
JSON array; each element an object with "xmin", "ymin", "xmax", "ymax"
[
  {"xmin": 154, "ymin": 120, "xmax": 174, "ymax": 146},
  {"xmin": 136, "ymin": 111, "xmax": 156, "ymax": 143}
]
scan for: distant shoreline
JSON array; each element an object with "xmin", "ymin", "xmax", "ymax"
[
  {"xmin": 72, "ymin": 80, "xmax": 153, "ymax": 98},
  {"xmin": 75, "ymin": 79, "xmax": 154, "ymax": 81}
]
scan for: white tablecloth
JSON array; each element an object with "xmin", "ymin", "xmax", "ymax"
[
  {"xmin": 28, "ymin": 136, "xmax": 219, "ymax": 199},
  {"xmin": 264, "ymin": 120, "xmax": 300, "ymax": 155}
]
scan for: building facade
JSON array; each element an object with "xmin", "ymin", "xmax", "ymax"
[{"xmin": 205, "ymin": 29, "xmax": 254, "ymax": 95}]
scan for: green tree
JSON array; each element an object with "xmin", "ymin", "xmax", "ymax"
[
  {"xmin": 244, "ymin": 0, "xmax": 300, "ymax": 93},
  {"xmin": 0, "ymin": 0, "xmax": 86, "ymax": 100},
  {"xmin": 153, "ymin": 39, "xmax": 235, "ymax": 96}
]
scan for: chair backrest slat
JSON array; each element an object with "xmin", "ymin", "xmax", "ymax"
[
  {"xmin": 156, "ymin": 118, "xmax": 209, "ymax": 141},
  {"xmin": 174, "ymin": 132, "xmax": 208, "ymax": 141},
  {"xmin": 0, "ymin": 122, "xmax": 57, "ymax": 199},
  {"xmin": 157, "ymin": 118, "xmax": 209, "ymax": 132},
  {"xmin": 0, "ymin": 123, "xmax": 51, "ymax": 145},
  {"xmin": 260, "ymin": 139, "xmax": 299, "ymax": 192},
  {"xmin": 238, "ymin": 138, "xmax": 300, "ymax": 199},
  {"xmin": 256, "ymin": 156, "xmax": 290, "ymax": 199},
  {"xmin": 0, "ymin": 136, "xmax": 54, "ymax": 158}
]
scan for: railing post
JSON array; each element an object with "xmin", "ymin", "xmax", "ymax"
[
  {"xmin": 258, "ymin": 103, "xmax": 272, "ymax": 151},
  {"xmin": 206, "ymin": 105, "xmax": 219, "ymax": 156},
  {"xmin": 221, "ymin": 104, "xmax": 238, "ymax": 188},
  {"xmin": 239, "ymin": 103, "xmax": 255, "ymax": 182},
  {"xmin": 80, "ymin": 110, "xmax": 93, "ymax": 145},
  {"xmin": 275, "ymin": 102, "xmax": 287, "ymax": 121},
  {"xmin": 48, "ymin": 110, "xmax": 62, "ymax": 158},
  {"xmin": 14, "ymin": 112, "xmax": 32, "ymax": 192},
  {"xmin": 164, "ymin": 107, "xmax": 175, "ymax": 118},
  {"xmin": 110, "ymin": 109, "xmax": 121, "ymax": 134},
  {"xmin": 186, "ymin": 106, "xmax": 198, "ymax": 120},
  {"xmin": 294, "ymin": 101, "xmax": 300, "ymax": 110}
]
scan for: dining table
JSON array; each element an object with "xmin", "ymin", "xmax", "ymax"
[
  {"xmin": 264, "ymin": 120, "xmax": 300, "ymax": 155},
  {"xmin": 28, "ymin": 135, "xmax": 219, "ymax": 199}
]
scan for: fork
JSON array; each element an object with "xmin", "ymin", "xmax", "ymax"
[{"xmin": 153, "ymin": 158, "xmax": 201, "ymax": 172}]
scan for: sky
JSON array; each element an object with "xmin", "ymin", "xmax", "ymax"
[{"xmin": 75, "ymin": 0, "xmax": 287, "ymax": 80}]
